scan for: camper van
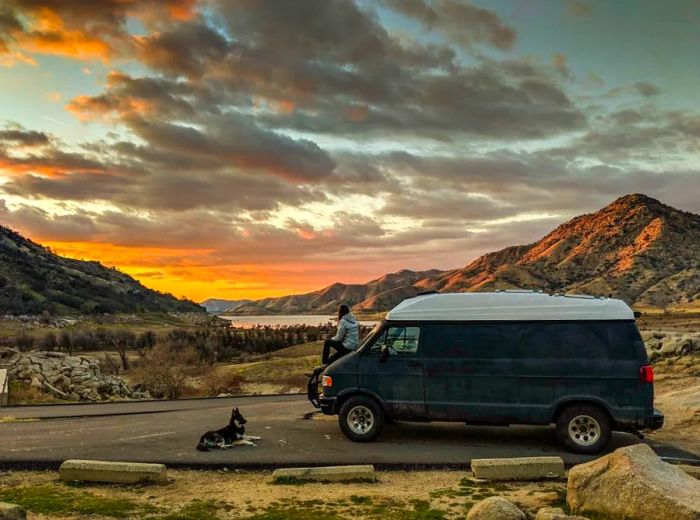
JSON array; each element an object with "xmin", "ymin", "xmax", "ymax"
[{"xmin": 313, "ymin": 291, "xmax": 663, "ymax": 453}]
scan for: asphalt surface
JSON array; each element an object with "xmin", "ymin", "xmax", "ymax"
[{"xmin": 1, "ymin": 394, "xmax": 698, "ymax": 469}]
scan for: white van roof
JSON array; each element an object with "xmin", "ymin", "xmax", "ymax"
[{"xmin": 385, "ymin": 291, "xmax": 635, "ymax": 322}]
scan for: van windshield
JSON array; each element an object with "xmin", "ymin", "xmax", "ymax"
[{"xmin": 358, "ymin": 321, "xmax": 385, "ymax": 351}]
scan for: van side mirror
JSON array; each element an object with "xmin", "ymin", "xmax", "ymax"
[{"xmin": 380, "ymin": 345, "xmax": 390, "ymax": 363}]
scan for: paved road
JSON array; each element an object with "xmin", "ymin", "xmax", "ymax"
[{"xmin": 1, "ymin": 395, "xmax": 698, "ymax": 469}]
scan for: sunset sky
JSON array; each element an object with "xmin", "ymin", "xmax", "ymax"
[{"xmin": 1, "ymin": 0, "xmax": 699, "ymax": 302}]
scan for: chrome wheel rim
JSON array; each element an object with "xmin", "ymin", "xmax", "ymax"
[
  {"xmin": 568, "ymin": 415, "xmax": 601, "ymax": 446},
  {"xmin": 347, "ymin": 405, "xmax": 374, "ymax": 435}
]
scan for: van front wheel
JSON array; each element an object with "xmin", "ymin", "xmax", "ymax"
[
  {"xmin": 339, "ymin": 396, "xmax": 384, "ymax": 442},
  {"xmin": 556, "ymin": 404, "xmax": 611, "ymax": 454}
]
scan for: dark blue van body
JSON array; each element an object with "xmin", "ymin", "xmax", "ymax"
[{"xmin": 314, "ymin": 293, "xmax": 663, "ymax": 452}]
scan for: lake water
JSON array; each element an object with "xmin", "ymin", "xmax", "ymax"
[{"xmin": 219, "ymin": 314, "xmax": 378, "ymax": 328}]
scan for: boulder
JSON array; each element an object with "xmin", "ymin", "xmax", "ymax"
[
  {"xmin": 466, "ymin": 497, "xmax": 525, "ymax": 520},
  {"xmin": 535, "ymin": 507, "xmax": 588, "ymax": 520},
  {"xmin": 567, "ymin": 443, "xmax": 700, "ymax": 520},
  {"xmin": 0, "ymin": 502, "xmax": 26, "ymax": 520}
]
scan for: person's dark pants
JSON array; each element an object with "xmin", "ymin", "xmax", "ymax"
[{"xmin": 322, "ymin": 339, "xmax": 350, "ymax": 365}]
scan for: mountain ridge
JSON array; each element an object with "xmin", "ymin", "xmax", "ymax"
[
  {"xmin": 0, "ymin": 225, "xmax": 204, "ymax": 315},
  {"xmin": 225, "ymin": 194, "xmax": 700, "ymax": 314}
]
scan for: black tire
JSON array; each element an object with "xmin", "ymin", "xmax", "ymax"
[
  {"xmin": 556, "ymin": 404, "xmax": 611, "ymax": 454},
  {"xmin": 338, "ymin": 395, "xmax": 385, "ymax": 442}
]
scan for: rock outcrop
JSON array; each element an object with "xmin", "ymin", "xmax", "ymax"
[
  {"xmin": 0, "ymin": 501, "xmax": 26, "ymax": 520},
  {"xmin": 641, "ymin": 330, "xmax": 700, "ymax": 360},
  {"xmin": 535, "ymin": 507, "xmax": 588, "ymax": 520},
  {"xmin": 0, "ymin": 348, "xmax": 149, "ymax": 401},
  {"xmin": 567, "ymin": 443, "xmax": 700, "ymax": 520},
  {"xmin": 466, "ymin": 496, "xmax": 526, "ymax": 520}
]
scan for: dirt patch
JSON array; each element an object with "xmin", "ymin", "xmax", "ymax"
[{"xmin": 649, "ymin": 384, "xmax": 700, "ymax": 455}]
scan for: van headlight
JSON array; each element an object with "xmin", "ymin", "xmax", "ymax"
[{"xmin": 321, "ymin": 375, "xmax": 333, "ymax": 387}]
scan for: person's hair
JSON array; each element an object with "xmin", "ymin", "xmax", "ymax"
[{"xmin": 337, "ymin": 304, "xmax": 350, "ymax": 321}]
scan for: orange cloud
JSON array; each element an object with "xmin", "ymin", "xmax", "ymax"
[
  {"xmin": 15, "ymin": 8, "xmax": 112, "ymax": 62},
  {"xmin": 0, "ymin": 159, "xmax": 69, "ymax": 178},
  {"xmin": 276, "ymin": 100, "xmax": 296, "ymax": 114},
  {"xmin": 168, "ymin": 0, "xmax": 197, "ymax": 21},
  {"xmin": 1, "ymin": 1, "xmax": 203, "ymax": 66}
]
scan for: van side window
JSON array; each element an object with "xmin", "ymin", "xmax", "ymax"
[
  {"xmin": 370, "ymin": 326, "xmax": 421, "ymax": 355},
  {"xmin": 521, "ymin": 323, "xmax": 609, "ymax": 359},
  {"xmin": 422, "ymin": 323, "xmax": 517, "ymax": 358}
]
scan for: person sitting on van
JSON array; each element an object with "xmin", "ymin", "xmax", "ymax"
[{"xmin": 322, "ymin": 304, "xmax": 359, "ymax": 365}]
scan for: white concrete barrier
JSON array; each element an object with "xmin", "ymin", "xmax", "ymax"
[
  {"xmin": 0, "ymin": 369, "xmax": 8, "ymax": 407},
  {"xmin": 272, "ymin": 465, "xmax": 376, "ymax": 483},
  {"xmin": 471, "ymin": 456, "xmax": 565, "ymax": 481},
  {"xmin": 59, "ymin": 460, "xmax": 167, "ymax": 484}
]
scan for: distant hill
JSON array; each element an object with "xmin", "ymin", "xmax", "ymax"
[
  {"xmin": 200, "ymin": 298, "xmax": 252, "ymax": 314},
  {"xmin": 0, "ymin": 225, "xmax": 204, "ymax": 315},
  {"xmin": 227, "ymin": 194, "xmax": 699, "ymax": 313},
  {"xmin": 227, "ymin": 269, "xmax": 443, "ymax": 315}
]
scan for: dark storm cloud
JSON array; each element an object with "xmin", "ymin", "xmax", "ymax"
[
  {"xmin": 257, "ymin": 60, "xmax": 585, "ymax": 139},
  {"xmin": 553, "ymin": 107, "xmax": 700, "ymax": 160},
  {"xmin": 125, "ymin": 116, "xmax": 336, "ymax": 182},
  {"xmin": 0, "ymin": 126, "xmax": 50, "ymax": 146},
  {"xmin": 4, "ymin": 166, "xmax": 325, "ymax": 212},
  {"xmin": 113, "ymin": 0, "xmax": 582, "ymax": 140},
  {"xmin": 135, "ymin": 22, "xmax": 229, "ymax": 78},
  {"xmin": 635, "ymin": 82, "xmax": 661, "ymax": 97},
  {"xmin": 0, "ymin": 132, "xmax": 108, "ymax": 176},
  {"xmin": 383, "ymin": 0, "xmax": 517, "ymax": 50}
]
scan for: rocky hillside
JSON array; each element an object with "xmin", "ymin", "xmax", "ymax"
[
  {"xmin": 424, "ymin": 194, "xmax": 700, "ymax": 308},
  {"xmin": 0, "ymin": 225, "xmax": 203, "ymax": 315},
  {"xmin": 230, "ymin": 194, "xmax": 699, "ymax": 313}
]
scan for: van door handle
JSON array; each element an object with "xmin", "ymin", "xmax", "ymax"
[{"xmin": 406, "ymin": 360, "xmax": 423, "ymax": 367}]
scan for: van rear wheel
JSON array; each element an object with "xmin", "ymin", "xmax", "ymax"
[
  {"xmin": 339, "ymin": 396, "xmax": 384, "ymax": 442},
  {"xmin": 556, "ymin": 404, "xmax": 611, "ymax": 454}
]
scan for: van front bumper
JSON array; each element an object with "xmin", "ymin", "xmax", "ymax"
[
  {"xmin": 319, "ymin": 396, "xmax": 337, "ymax": 415},
  {"xmin": 644, "ymin": 409, "xmax": 664, "ymax": 431}
]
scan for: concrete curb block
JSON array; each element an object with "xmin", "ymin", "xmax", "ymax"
[
  {"xmin": 0, "ymin": 369, "xmax": 8, "ymax": 407},
  {"xmin": 59, "ymin": 459, "xmax": 167, "ymax": 484},
  {"xmin": 471, "ymin": 456, "xmax": 565, "ymax": 481},
  {"xmin": 272, "ymin": 465, "xmax": 376, "ymax": 483}
]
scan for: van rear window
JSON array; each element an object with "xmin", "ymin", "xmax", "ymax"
[{"xmin": 422, "ymin": 321, "xmax": 644, "ymax": 360}]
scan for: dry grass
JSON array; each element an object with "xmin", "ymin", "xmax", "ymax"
[
  {"xmin": 636, "ymin": 311, "xmax": 700, "ymax": 332},
  {"xmin": 0, "ymin": 469, "xmax": 569, "ymax": 520},
  {"xmin": 7, "ymin": 381, "xmax": 64, "ymax": 406}
]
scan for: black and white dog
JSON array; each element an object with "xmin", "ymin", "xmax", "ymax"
[{"xmin": 196, "ymin": 407, "xmax": 261, "ymax": 451}]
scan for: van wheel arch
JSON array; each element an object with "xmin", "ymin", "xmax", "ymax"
[
  {"xmin": 551, "ymin": 399, "xmax": 614, "ymax": 425},
  {"xmin": 335, "ymin": 391, "xmax": 387, "ymax": 416}
]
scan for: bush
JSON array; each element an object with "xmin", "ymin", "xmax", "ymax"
[
  {"xmin": 202, "ymin": 371, "xmax": 246, "ymax": 396},
  {"xmin": 130, "ymin": 344, "xmax": 199, "ymax": 399},
  {"xmin": 15, "ymin": 331, "xmax": 35, "ymax": 351}
]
